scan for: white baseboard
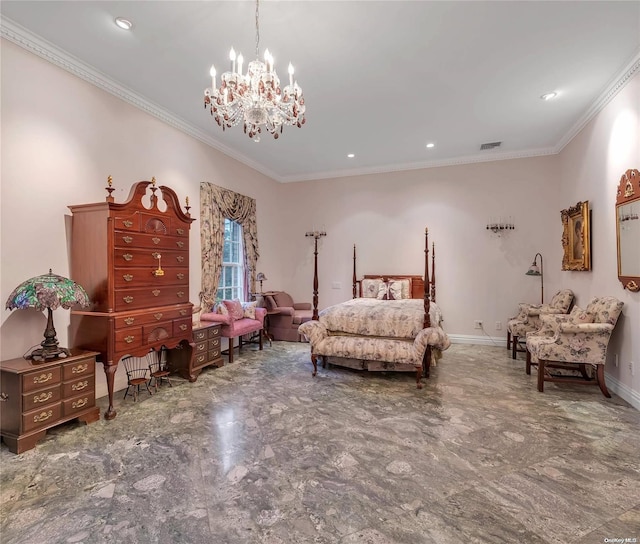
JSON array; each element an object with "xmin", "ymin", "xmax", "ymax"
[
  {"xmin": 449, "ymin": 334, "xmax": 507, "ymax": 348},
  {"xmin": 604, "ymin": 374, "xmax": 640, "ymax": 411}
]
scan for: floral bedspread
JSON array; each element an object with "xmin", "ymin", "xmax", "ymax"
[{"xmin": 318, "ymin": 298, "xmax": 442, "ymax": 340}]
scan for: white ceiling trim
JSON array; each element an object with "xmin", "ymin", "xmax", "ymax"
[{"xmin": 2, "ymin": 17, "xmax": 638, "ymax": 185}]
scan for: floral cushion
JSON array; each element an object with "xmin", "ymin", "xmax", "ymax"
[
  {"xmin": 242, "ymin": 301, "xmax": 257, "ymax": 319},
  {"xmin": 223, "ymin": 299, "xmax": 244, "ymax": 321},
  {"xmin": 361, "ymin": 278, "xmax": 382, "ymax": 298},
  {"xmin": 215, "ymin": 302, "xmax": 229, "ymax": 315}
]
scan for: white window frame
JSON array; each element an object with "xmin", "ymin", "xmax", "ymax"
[{"xmin": 217, "ymin": 219, "xmax": 245, "ymax": 301}]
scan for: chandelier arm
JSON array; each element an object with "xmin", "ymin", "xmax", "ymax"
[{"xmin": 255, "ymin": 0, "xmax": 260, "ymax": 60}]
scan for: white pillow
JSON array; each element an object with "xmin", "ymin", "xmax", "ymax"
[{"xmin": 361, "ymin": 278, "xmax": 382, "ymax": 298}]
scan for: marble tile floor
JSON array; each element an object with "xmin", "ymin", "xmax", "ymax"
[{"xmin": 1, "ymin": 342, "xmax": 639, "ymax": 544}]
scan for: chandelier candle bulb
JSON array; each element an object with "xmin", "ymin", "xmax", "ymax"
[
  {"xmin": 288, "ymin": 63, "xmax": 294, "ymax": 86},
  {"xmin": 237, "ymin": 54, "xmax": 244, "ymax": 75},
  {"xmin": 210, "ymin": 66, "xmax": 216, "ymax": 90},
  {"xmin": 230, "ymin": 48, "xmax": 236, "ymax": 72}
]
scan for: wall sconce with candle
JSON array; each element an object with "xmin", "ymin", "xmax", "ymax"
[{"xmin": 486, "ymin": 217, "xmax": 515, "ymax": 234}]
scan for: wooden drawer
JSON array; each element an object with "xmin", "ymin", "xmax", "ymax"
[
  {"xmin": 113, "ymin": 248, "xmax": 188, "ymax": 268},
  {"xmin": 208, "ymin": 337, "xmax": 221, "ymax": 352},
  {"xmin": 113, "ymin": 306, "xmax": 191, "ymax": 329},
  {"xmin": 62, "ymin": 359, "xmax": 94, "ymax": 381},
  {"xmin": 114, "ymin": 286, "xmax": 189, "ymax": 311},
  {"xmin": 62, "ymin": 394, "xmax": 96, "ymax": 417},
  {"xmin": 142, "ymin": 322, "xmax": 172, "ymax": 343},
  {"xmin": 115, "ymin": 327, "xmax": 143, "ymax": 351},
  {"xmin": 207, "ymin": 326, "xmax": 221, "ymax": 339},
  {"xmin": 23, "ymin": 403, "xmax": 62, "ymax": 433},
  {"xmin": 113, "ymin": 231, "xmax": 187, "ymax": 251},
  {"xmin": 113, "ymin": 213, "xmax": 140, "ymax": 232},
  {"xmin": 173, "ymin": 318, "xmax": 192, "ymax": 336},
  {"xmin": 22, "ymin": 385, "xmax": 61, "ymax": 413},
  {"xmin": 22, "ymin": 367, "xmax": 62, "ymax": 393},
  {"xmin": 194, "ymin": 328, "xmax": 208, "ymax": 342},
  {"xmin": 114, "ymin": 267, "xmax": 189, "ymax": 288},
  {"xmin": 209, "ymin": 348, "xmax": 222, "ymax": 362},
  {"xmin": 193, "ymin": 352, "xmax": 208, "ymax": 368},
  {"xmin": 62, "ymin": 376, "xmax": 95, "ymax": 398},
  {"xmin": 194, "ymin": 341, "xmax": 208, "ymax": 355}
]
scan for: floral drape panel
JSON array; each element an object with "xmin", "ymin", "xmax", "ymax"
[{"xmin": 199, "ymin": 182, "xmax": 259, "ymax": 311}]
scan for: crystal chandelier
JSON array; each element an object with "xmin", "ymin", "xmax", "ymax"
[{"xmin": 203, "ymin": 0, "xmax": 306, "ymax": 141}]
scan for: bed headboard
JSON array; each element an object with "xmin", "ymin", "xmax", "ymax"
[{"xmin": 361, "ymin": 274, "xmax": 425, "ymax": 299}]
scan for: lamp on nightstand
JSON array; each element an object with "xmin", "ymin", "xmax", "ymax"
[
  {"xmin": 256, "ymin": 272, "xmax": 267, "ymax": 293},
  {"xmin": 5, "ymin": 269, "xmax": 89, "ymax": 361}
]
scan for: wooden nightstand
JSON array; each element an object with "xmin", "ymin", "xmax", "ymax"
[
  {"xmin": 168, "ymin": 321, "xmax": 223, "ymax": 382},
  {"xmin": 0, "ymin": 350, "xmax": 100, "ymax": 454}
]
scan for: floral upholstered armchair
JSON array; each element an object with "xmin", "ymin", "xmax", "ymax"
[
  {"xmin": 525, "ymin": 296, "xmax": 624, "ymax": 397},
  {"xmin": 507, "ymin": 289, "xmax": 574, "ymax": 359}
]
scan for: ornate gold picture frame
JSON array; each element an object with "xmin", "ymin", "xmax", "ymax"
[{"xmin": 561, "ymin": 201, "xmax": 591, "ymax": 271}]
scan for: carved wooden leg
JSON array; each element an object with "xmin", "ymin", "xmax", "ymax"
[
  {"xmin": 259, "ymin": 328, "xmax": 263, "ymax": 351},
  {"xmin": 596, "ymin": 365, "xmax": 611, "ymax": 398},
  {"xmin": 526, "ymin": 349, "xmax": 532, "ymax": 375},
  {"xmin": 103, "ymin": 361, "xmax": 118, "ymax": 420},
  {"xmin": 416, "ymin": 366, "xmax": 423, "ymax": 389},
  {"xmin": 537, "ymin": 360, "xmax": 546, "ymax": 392},
  {"xmin": 238, "ymin": 335, "xmax": 243, "ymax": 353},
  {"xmin": 578, "ymin": 363, "xmax": 590, "ymax": 380},
  {"xmin": 228, "ymin": 339, "xmax": 234, "ymax": 364},
  {"xmin": 512, "ymin": 335, "xmax": 518, "ymax": 360},
  {"xmin": 507, "ymin": 330, "xmax": 511, "ymax": 351},
  {"xmin": 311, "ymin": 354, "xmax": 318, "ymax": 377}
]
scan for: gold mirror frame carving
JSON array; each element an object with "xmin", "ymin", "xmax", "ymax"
[
  {"xmin": 615, "ymin": 168, "xmax": 640, "ymax": 292},
  {"xmin": 561, "ymin": 201, "xmax": 590, "ymax": 271}
]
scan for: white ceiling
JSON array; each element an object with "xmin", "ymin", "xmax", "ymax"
[{"xmin": 2, "ymin": 1, "xmax": 639, "ymax": 183}]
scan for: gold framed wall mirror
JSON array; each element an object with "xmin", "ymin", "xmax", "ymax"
[
  {"xmin": 561, "ymin": 201, "xmax": 591, "ymax": 271},
  {"xmin": 616, "ymin": 168, "xmax": 640, "ymax": 292}
]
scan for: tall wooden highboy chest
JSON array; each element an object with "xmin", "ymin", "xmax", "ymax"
[{"xmin": 69, "ymin": 179, "xmax": 194, "ymax": 419}]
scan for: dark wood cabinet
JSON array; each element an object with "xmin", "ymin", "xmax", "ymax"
[
  {"xmin": 168, "ymin": 321, "xmax": 223, "ymax": 382},
  {"xmin": 0, "ymin": 351, "xmax": 100, "ymax": 453},
  {"xmin": 69, "ymin": 180, "xmax": 194, "ymax": 420}
]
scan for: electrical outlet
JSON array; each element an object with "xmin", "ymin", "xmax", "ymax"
[
  {"xmin": 495, "ymin": 321, "xmax": 502, "ymax": 330},
  {"xmin": 331, "ymin": 281, "xmax": 342, "ymax": 289},
  {"xmin": 474, "ymin": 320, "xmax": 483, "ymax": 329},
  {"xmin": 630, "ymin": 361, "xmax": 635, "ymax": 376}
]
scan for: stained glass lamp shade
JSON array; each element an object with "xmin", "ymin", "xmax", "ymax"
[{"xmin": 5, "ymin": 269, "xmax": 89, "ymax": 360}]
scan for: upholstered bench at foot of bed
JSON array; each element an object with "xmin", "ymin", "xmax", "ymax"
[{"xmin": 298, "ymin": 320, "xmax": 450, "ymax": 389}]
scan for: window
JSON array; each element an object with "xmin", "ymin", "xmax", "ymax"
[{"xmin": 217, "ymin": 219, "xmax": 244, "ymax": 301}]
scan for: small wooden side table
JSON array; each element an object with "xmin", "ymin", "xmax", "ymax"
[
  {"xmin": 168, "ymin": 321, "xmax": 223, "ymax": 381},
  {"xmin": 0, "ymin": 350, "xmax": 100, "ymax": 454}
]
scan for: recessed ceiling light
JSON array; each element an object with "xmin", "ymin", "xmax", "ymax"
[
  {"xmin": 115, "ymin": 17, "xmax": 133, "ymax": 30},
  {"xmin": 540, "ymin": 92, "xmax": 557, "ymax": 101},
  {"xmin": 426, "ymin": 143, "xmax": 435, "ymax": 149},
  {"xmin": 347, "ymin": 153, "xmax": 355, "ymax": 158}
]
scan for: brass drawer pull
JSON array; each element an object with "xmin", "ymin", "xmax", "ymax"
[
  {"xmin": 122, "ymin": 220, "xmax": 133, "ymax": 228},
  {"xmin": 213, "ymin": 339, "xmax": 220, "ymax": 347},
  {"xmin": 176, "ymin": 228, "xmax": 185, "ymax": 235},
  {"xmin": 177, "ymin": 291, "xmax": 185, "ymax": 298},
  {"xmin": 196, "ymin": 354, "xmax": 206, "ymax": 364},
  {"xmin": 33, "ymin": 373, "xmax": 53, "ymax": 385},
  {"xmin": 152, "ymin": 252, "xmax": 161, "ymax": 259},
  {"xmin": 195, "ymin": 332, "xmax": 206, "ymax": 341},
  {"xmin": 152, "ymin": 290, "xmax": 161, "ymax": 297},
  {"xmin": 176, "ymin": 256, "xmax": 184, "ymax": 263},
  {"xmin": 124, "ymin": 317, "xmax": 135, "ymax": 325},
  {"xmin": 177, "ymin": 273, "xmax": 185, "ymax": 280},
  {"xmin": 123, "ymin": 274, "xmax": 134, "ymax": 282},
  {"xmin": 152, "ymin": 237, "xmax": 161, "ymax": 245},
  {"xmin": 179, "ymin": 324, "xmax": 188, "ymax": 331},
  {"xmin": 0, "ymin": 393, "xmax": 8, "ymax": 402},
  {"xmin": 123, "ymin": 296, "xmax": 134, "ymax": 304},
  {"xmin": 122, "ymin": 236, "xmax": 133, "ymax": 244},
  {"xmin": 34, "ymin": 392, "xmax": 53, "ymax": 404},
  {"xmin": 154, "ymin": 313, "xmax": 163, "ymax": 320},
  {"xmin": 34, "ymin": 410, "xmax": 53, "ymax": 423},
  {"xmin": 180, "ymin": 309, "xmax": 187, "ymax": 316},
  {"xmin": 123, "ymin": 253, "xmax": 133, "ymax": 262},
  {"xmin": 197, "ymin": 344, "xmax": 206, "ymax": 352},
  {"xmin": 176, "ymin": 241, "xmax": 184, "ymax": 248},
  {"xmin": 72, "ymin": 398, "xmax": 88, "ymax": 409},
  {"xmin": 72, "ymin": 381, "xmax": 89, "ymax": 391},
  {"xmin": 72, "ymin": 364, "xmax": 88, "ymax": 374},
  {"xmin": 124, "ymin": 335, "xmax": 135, "ymax": 344}
]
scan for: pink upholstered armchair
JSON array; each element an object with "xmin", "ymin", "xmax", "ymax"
[{"xmin": 264, "ymin": 291, "xmax": 313, "ymax": 342}]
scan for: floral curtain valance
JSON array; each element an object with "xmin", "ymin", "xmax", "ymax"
[{"xmin": 200, "ymin": 182, "xmax": 259, "ymax": 311}]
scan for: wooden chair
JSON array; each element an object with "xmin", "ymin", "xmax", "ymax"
[
  {"xmin": 148, "ymin": 347, "xmax": 172, "ymax": 392},
  {"xmin": 122, "ymin": 355, "xmax": 152, "ymax": 401}
]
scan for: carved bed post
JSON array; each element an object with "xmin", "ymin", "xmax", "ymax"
[
  {"xmin": 431, "ymin": 241, "xmax": 436, "ymax": 303},
  {"xmin": 352, "ymin": 244, "xmax": 357, "ymax": 298},
  {"xmin": 305, "ymin": 230, "xmax": 326, "ymax": 320},
  {"xmin": 422, "ymin": 227, "xmax": 432, "ymax": 385}
]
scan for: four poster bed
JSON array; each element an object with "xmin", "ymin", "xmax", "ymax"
[{"xmin": 298, "ymin": 228, "xmax": 450, "ymax": 388}]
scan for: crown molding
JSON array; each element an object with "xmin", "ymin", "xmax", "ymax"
[
  {"xmin": 2, "ymin": 17, "xmax": 638, "ymax": 184},
  {"xmin": 0, "ymin": 18, "xmax": 281, "ymax": 182}
]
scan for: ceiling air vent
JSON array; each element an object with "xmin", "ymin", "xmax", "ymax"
[{"xmin": 480, "ymin": 141, "xmax": 502, "ymax": 151}]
